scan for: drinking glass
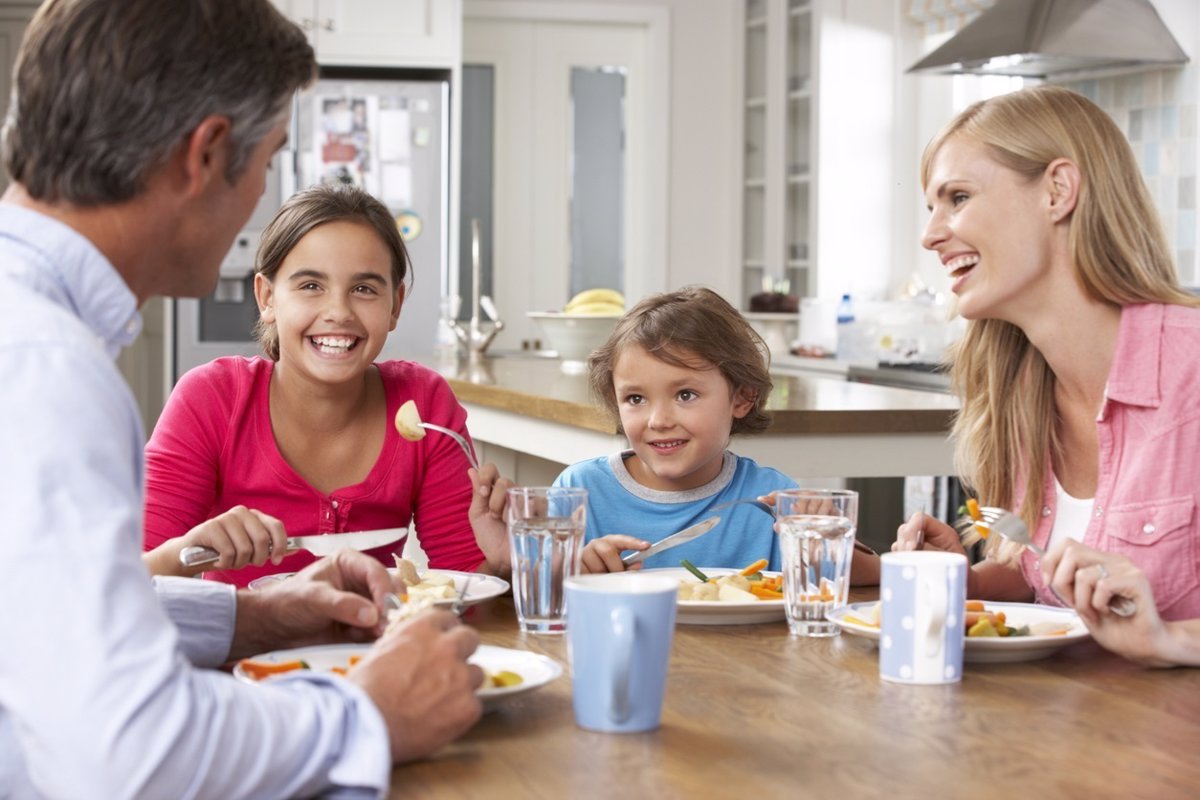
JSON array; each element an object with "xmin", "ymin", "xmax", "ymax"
[
  {"xmin": 506, "ymin": 487, "xmax": 587, "ymax": 634},
  {"xmin": 776, "ymin": 488, "xmax": 858, "ymax": 637}
]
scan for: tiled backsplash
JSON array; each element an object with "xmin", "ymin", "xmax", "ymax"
[{"xmin": 1065, "ymin": 70, "xmax": 1199, "ymax": 287}]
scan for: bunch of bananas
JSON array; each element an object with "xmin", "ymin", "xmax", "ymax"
[{"xmin": 563, "ymin": 288, "xmax": 625, "ymax": 316}]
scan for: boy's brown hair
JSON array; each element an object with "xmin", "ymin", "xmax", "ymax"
[{"xmin": 587, "ymin": 286, "xmax": 773, "ymax": 435}]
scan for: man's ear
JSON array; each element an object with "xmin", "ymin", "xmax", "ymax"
[
  {"xmin": 253, "ymin": 272, "xmax": 275, "ymax": 323},
  {"xmin": 1045, "ymin": 157, "xmax": 1080, "ymax": 223},
  {"xmin": 731, "ymin": 386, "xmax": 757, "ymax": 419},
  {"xmin": 388, "ymin": 284, "xmax": 405, "ymax": 331},
  {"xmin": 179, "ymin": 115, "xmax": 234, "ymax": 198}
]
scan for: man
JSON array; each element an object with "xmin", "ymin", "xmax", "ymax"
[{"xmin": 0, "ymin": 2, "xmax": 483, "ymax": 797}]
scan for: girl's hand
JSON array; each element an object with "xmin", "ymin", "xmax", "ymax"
[
  {"xmin": 144, "ymin": 506, "xmax": 288, "ymax": 577},
  {"xmin": 1042, "ymin": 540, "xmax": 1177, "ymax": 667},
  {"xmin": 580, "ymin": 535, "xmax": 649, "ymax": 574},
  {"xmin": 467, "ymin": 464, "xmax": 515, "ymax": 577},
  {"xmin": 892, "ymin": 509, "xmax": 964, "ymax": 555}
]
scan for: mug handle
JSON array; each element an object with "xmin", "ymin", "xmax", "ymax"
[
  {"xmin": 921, "ymin": 571, "xmax": 948, "ymax": 658},
  {"xmin": 608, "ymin": 606, "xmax": 634, "ymax": 724}
]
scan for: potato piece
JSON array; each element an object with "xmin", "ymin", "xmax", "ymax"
[
  {"xmin": 691, "ymin": 582, "xmax": 719, "ymax": 601},
  {"xmin": 394, "ymin": 400, "xmax": 426, "ymax": 441},
  {"xmin": 422, "ymin": 570, "xmax": 455, "ymax": 587},
  {"xmin": 716, "ymin": 574, "xmax": 751, "ymax": 592},
  {"xmin": 677, "ymin": 583, "xmax": 695, "ymax": 601},
  {"xmin": 392, "ymin": 555, "xmax": 422, "ymax": 587},
  {"xmin": 717, "ymin": 583, "xmax": 756, "ymax": 603},
  {"xmin": 409, "ymin": 582, "xmax": 457, "ymax": 600}
]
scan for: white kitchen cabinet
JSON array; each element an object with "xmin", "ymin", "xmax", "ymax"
[
  {"xmin": 740, "ymin": 0, "xmax": 896, "ymax": 305},
  {"xmin": 276, "ymin": 0, "xmax": 461, "ymax": 67}
]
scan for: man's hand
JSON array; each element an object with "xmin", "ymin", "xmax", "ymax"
[
  {"xmin": 229, "ymin": 549, "xmax": 394, "ymax": 660},
  {"xmin": 349, "ymin": 610, "xmax": 484, "ymax": 763}
]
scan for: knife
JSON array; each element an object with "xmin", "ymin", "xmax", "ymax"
[
  {"xmin": 179, "ymin": 527, "xmax": 408, "ymax": 568},
  {"xmin": 621, "ymin": 516, "xmax": 721, "ymax": 566}
]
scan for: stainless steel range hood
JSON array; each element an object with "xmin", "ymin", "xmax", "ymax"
[{"xmin": 908, "ymin": 0, "xmax": 1188, "ymax": 80}]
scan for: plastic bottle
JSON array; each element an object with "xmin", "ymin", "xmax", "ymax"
[{"xmin": 836, "ymin": 293, "xmax": 855, "ymax": 324}]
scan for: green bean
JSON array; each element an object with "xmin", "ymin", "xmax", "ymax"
[{"xmin": 680, "ymin": 559, "xmax": 709, "ymax": 582}]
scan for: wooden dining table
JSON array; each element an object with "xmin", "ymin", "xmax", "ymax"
[{"xmin": 390, "ymin": 591, "xmax": 1200, "ymax": 799}]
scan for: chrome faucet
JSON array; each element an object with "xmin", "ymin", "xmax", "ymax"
[{"xmin": 448, "ymin": 219, "xmax": 503, "ymax": 361}]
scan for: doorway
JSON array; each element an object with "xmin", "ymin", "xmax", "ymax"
[{"xmin": 461, "ymin": 6, "xmax": 668, "ymax": 351}]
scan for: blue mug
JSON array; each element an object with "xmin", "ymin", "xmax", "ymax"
[
  {"xmin": 563, "ymin": 573, "xmax": 678, "ymax": 732},
  {"xmin": 879, "ymin": 551, "xmax": 967, "ymax": 684}
]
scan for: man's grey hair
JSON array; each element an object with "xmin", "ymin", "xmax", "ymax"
[{"xmin": 2, "ymin": 0, "xmax": 316, "ymax": 205}]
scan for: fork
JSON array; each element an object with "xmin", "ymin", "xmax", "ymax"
[
  {"xmin": 420, "ymin": 422, "xmax": 481, "ymax": 471},
  {"xmin": 977, "ymin": 506, "xmax": 1136, "ymax": 617},
  {"xmin": 451, "ymin": 574, "xmax": 479, "ymax": 616}
]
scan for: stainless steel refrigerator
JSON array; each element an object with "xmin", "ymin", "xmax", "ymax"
[{"xmin": 172, "ymin": 66, "xmax": 451, "ymax": 381}]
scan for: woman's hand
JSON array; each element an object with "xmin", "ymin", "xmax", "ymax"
[
  {"xmin": 467, "ymin": 464, "xmax": 515, "ymax": 577},
  {"xmin": 142, "ymin": 505, "xmax": 288, "ymax": 577},
  {"xmin": 1041, "ymin": 540, "xmax": 1184, "ymax": 667},
  {"xmin": 580, "ymin": 535, "xmax": 649, "ymax": 574},
  {"xmin": 892, "ymin": 509, "xmax": 965, "ymax": 555}
]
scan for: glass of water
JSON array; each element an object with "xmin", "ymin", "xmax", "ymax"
[
  {"xmin": 776, "ymin": 488, "xmax": 858, "ymax": 637},
  {"xmin": 506, "ymin": 487, "xmax": 588, "ymax": 634}
]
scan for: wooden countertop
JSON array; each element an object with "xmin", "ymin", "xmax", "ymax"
[
  {"xmin": 391, "ymin": 593, "xmax": 1200, "ymax": 798},
  {"xmin": 429, "ymin": 356, "xmax": 958, "ymax": 437}
]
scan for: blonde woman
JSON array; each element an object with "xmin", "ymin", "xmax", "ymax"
[{"xmin": 877, "ymin": 86, "xmax": 1200, "ymax": 621}]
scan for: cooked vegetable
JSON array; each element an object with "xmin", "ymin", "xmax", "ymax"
[
  {"xmin": 680, "ymin": 560, "xmax": 710, "ymax": 582},
  {"xmin": 238, "ymin": 659, "xmax": 310, "ymax": 681},
  {"xmin": 965, "ymin": 498, "xmax": 981, "ymax": 521},
  {"xmin": 486, "ymin": 669, "xmax": 524, "ymax": 688},
  {"xmin": 737, "ymin": 558, "xmax": 768, "ymax": 577}
]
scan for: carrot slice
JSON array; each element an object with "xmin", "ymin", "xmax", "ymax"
[
  {"xmin": 738, "ymin": 558, "xmax": 769, "ymax": 577},
  {"xmin": 238, "ymin": 659, "xmax": 310, "ymax": 681},
  {"xmin": 966, "ymin": 498, "xmax": 981, "ymax": 520},
  {"xmin": 750, "ymin": 585, "xmax": 784, "ymax": 600},
  {"xmin": 965, "ymin": 600, "xmax": 986, "ymax": 612}
]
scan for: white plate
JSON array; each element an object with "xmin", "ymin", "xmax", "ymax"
[
  {"xmin": 249, "ymin": 569, "xmax": 510, "ymax": 608},
  {"xmin": 828, "ymin": 601, "xmax": 1092, "ymax": 663},
  {"xmin": 234, "ymin": 643, "xmax": 562, "ymax": 712},
  {"xmin": 643, "ymin": 567, "xmax": 786, "ymax": 626}
]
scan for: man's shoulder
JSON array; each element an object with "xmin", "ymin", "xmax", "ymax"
[{"xmin": 0, "ymin": 274, "xmax": 96, "ymax": 351}]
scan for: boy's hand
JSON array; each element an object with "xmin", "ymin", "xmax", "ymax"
[{"xmin": 580, "ymin": 535, "xmax": 649, "ymax": 574}]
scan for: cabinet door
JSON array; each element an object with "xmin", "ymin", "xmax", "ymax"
[{"xmin": 317, "ymin": 0, "xmax": 460, "ymax": 67}]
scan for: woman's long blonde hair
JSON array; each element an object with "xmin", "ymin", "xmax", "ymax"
[{"xmin": 921, "ymin": 86, "xmax": 1198, "ymax": 538}]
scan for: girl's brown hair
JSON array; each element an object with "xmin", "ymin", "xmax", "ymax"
[
  {"xmin": 253, "ymin": 183, "xmax": 411, "ymax": 360},
  {"xmin": 587, "ymin": 286, "xmax": 773, "ymax": 435},
  {"xmin": 921, "ymin": 85, "xmax": 1199, "ymax": 542}
]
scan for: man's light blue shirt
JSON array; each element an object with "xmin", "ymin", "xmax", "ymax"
[
  {"xmin": 554, "ymin": 451, "xmax": 797, "ymax": 571},
  {"xmin": 0, "ymin": 205, "xmax": 390, "ymax": 799}
]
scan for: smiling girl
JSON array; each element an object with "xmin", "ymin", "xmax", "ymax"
[
  {"xmin": 553, "ymin": 286, "xmax": 797, "ymax": 573},
  {"xmin": 142, "ymin": 184, "xmax": 510, "ymax": 585}
]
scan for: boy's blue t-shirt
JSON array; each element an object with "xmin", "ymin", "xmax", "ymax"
[{"xmin": 552, "ymin": 451, "xmax": 797, "ymax": 571}]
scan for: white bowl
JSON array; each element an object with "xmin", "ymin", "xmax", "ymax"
[{"xmin": 527, "ymin": 311, "xmax": 620, "ymax": 372}]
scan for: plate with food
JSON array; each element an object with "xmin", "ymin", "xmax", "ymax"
[
  {"xmin": 644, "ymin": 559, "xmax": 786, "ymax": 625},
  {"xmin": 248, "ymin": 562, "xmax": 509, "ymax": 610},
  {"xmin": 234, "ymin": 643, "xmax": 562, "ymax": 712},
  {"xmin": 828, "ymin": 600, "xmax": 1091, "ymax": 663}
]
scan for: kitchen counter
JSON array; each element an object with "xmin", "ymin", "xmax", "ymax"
[{"xmin": 427, "ymin": 355, "xmax": 958, "ymax": 480}]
